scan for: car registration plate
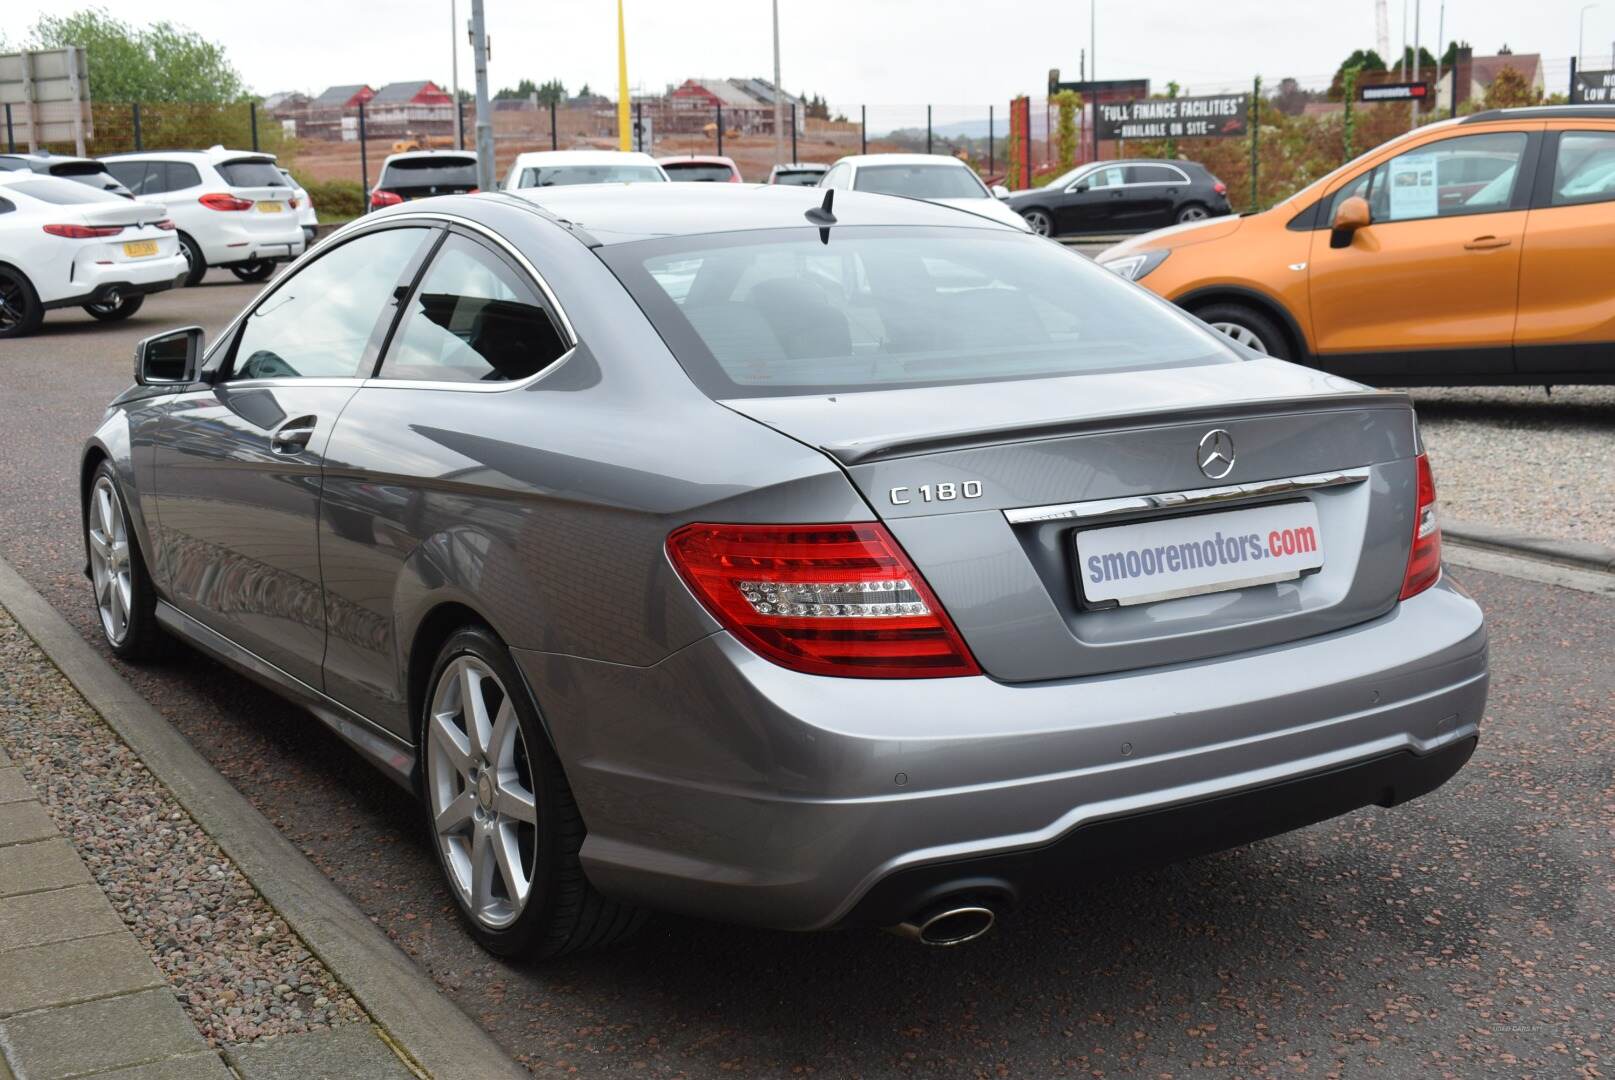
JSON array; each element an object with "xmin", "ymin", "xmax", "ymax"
[
  {"xmin": 122, "ymin": 240, "xmax": 159, "ymax": 258},
  {"xmin": 1076, "ymin": 501, "xmax": 1324, "ymax": 607},
  {"xmin": 258, "ymin": 201, "xmax": 283, "ymax": 213}
]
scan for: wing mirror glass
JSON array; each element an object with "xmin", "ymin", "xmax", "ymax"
[
  {"xmin": 990, "ymin": 183, "xmax": 1010, "ymax": 199},
  {"xmin": 134, "ymin": 326, "xmax": 205, "ymax": 386},
  {"xmin": 1330, "ymin": 195, "xmax": 1371, "ymax": 249}
]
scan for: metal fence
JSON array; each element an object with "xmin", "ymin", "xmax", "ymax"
[{"xmin": 5, "ymin": 52, "xmax": 1598, "ymax": 203}]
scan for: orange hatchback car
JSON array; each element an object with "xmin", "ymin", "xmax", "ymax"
[{"xmin": 1097, "ymin": 106, "xmax": 1615, "ymax": 385}]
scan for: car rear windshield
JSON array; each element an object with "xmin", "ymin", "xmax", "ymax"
[
  {"xmin": 516, "ymin": 164, "xmax": 665, "ymax": 187},
  {"xmin": 772, "ymin": 169, "xmax": 825, "ymax": 186},
  {"xmin": 5, "ymin": 180, "xmax": 125, "ymax": 204},
  {"xmin": 216, "ymin": 159, "xmax": 289, "ymax": 187},
  {"xmin": 853, "ymin": 164, "xmax": 988, "ymax": 199},
  {"xmin": 663, "ymin": 162, "xmax": 735, "ymax": 182},
  {"xmin": 601, "ymin": 226, "xmax": 1235, "ymax": 398},
  {"xmin": 381, "ymin": 157, "xmax": 479, "ymax": 190}
]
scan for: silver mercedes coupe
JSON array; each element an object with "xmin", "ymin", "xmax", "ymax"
[{"xmin": 81, "ymin": 184, "xmax": 1487, "ymax": 956}]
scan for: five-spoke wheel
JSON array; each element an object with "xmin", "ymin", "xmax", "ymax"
[{"xmin": 87, "ymin": 474, "xmax": 134, "ymax": 646}]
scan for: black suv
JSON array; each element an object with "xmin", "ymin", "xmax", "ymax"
[{"xmin": 1006, "ymin": 159, "xmax": 1229, "ymax": 237}]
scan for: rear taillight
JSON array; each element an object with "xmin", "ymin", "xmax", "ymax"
[
  {"xmin": 667, "ymin": 522, "xmax": 980, "ymax": 678},
  {"xmin": 42, "ymin": 224, "xmax": 123, "ymax": 238},
  {"xmin": 468, "ymin": 187, "xmax": 480, "ymax": 194},
  {"xmin": 370, "ymin": 190, "xmax": 403, "ymax": 208},
  {"xmin": 200, "ymin": 192, "xmax": 254, "ymax": 211},
  {"xmin": 288, "ymin": 196, "xmax": 300, "ymax": 209},
  {"xmin": 1213, "ymin": 181, "xmax": 1228, "ymax": 195},
  {"xmin": 154, "ymin": 219, "xmax": 176, "ymax": 230},
  {"xmin": 1400, "ymin": 453, "xmax": 1441, "ymax": 600},
  {"xmin": 728, "ymin": 173, "xmax": 741, "ymax": 183}
]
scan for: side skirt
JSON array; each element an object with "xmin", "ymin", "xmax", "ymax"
[{"xmin": 154, "ymin": 601, "xmax": 418, "ymax": 790}]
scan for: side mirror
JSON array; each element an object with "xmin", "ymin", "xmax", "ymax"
[
  {"xmin": 1069, "ymin": 181, "xmax": 1090, "ymax": 194},
  {"xmin": 1330, "ymin": 195, "xmax": 1371, "ymax": 249},
  {"xmin": 991, "ymin": 184, "xmax": 1010, "ymax": 200},
  {"xmin": 134, "ymin": 326, "xmax": 204, "ymax": 386}
]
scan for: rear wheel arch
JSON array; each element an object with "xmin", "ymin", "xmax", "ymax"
[
  {"xmin": 406, "ymin": 600, "xmax": 495, "ymax": 754},
  {"xmin": 1178, "ymin": 287, "xmax": 1307, "ymax": 360}
]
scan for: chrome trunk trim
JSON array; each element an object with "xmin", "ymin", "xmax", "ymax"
[{"xmin": 1002, "ymin": 468, "xmax": 1371, "ymax": 525}]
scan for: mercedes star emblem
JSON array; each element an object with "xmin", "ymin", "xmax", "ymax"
[{"xmin": 1197, "ymin": 429, "xmax": 1236, "ymax": 479}]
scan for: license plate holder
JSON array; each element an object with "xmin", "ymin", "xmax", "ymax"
[
  {"xmin": 257, "ymin": 201, "xmax": 282, "ymax": 213},
  {"xmin": 122, "ymin": 240, "xmax": 158, "ymax": 258},
  {"xmin": 1074, "ymin": 500, "xmax": 1325, "ymax": 608}
]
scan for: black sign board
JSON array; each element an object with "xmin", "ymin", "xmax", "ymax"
[
  {"xmin": 1048, "ymin": 76, "xmax": 1152, "ymax": 103},
  {"xmin": 1094, "ymin": 94, "xmax": 1250, "ymax": 140},
  {"xmin": 1358, "ymin": 81, "xmax": 1430, "ymax": 102},
  {"xmin": 1572, "ymin": 69, "xmax": 1615, "ymax": 103}
]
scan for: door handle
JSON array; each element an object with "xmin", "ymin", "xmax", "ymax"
[
  {"xmin": 1464, "ymin": 236, "xmax": 1511, "ymax": 250},
  {"xmin": 270, "ymin": 415, "xmax": 317, "ymax": 454}
]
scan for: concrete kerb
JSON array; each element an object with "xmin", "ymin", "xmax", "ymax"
[
  {"xmin": 1443, "ymin": 518, "xmax": 1615, "ymax": 575},
  {"xmin": 0, "ymin": 555, "xmax": 525, "ymax": 1080}
]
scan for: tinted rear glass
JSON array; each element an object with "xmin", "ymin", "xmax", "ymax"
[
  {"xmin": 381, "ymin": 157, "xmax": 478, "ymax": 191},
  {"xmin": 853, "ymin": 164, "xmax": 987, "ymax": 199},
  {"xmin": 771, "ymin": 169, "xmax": 825, "ymax": 186},
  {"xmin": 6, "ymin": 179, "xmax": 126, "ymax": 205},
  {"xmin": 516, "ymin": 164, "xmax": 665, "ymax": 187},
  {"xmin": 663, "ymin": 162, "xmax": 735, "ymax": 182},
  {"xmin": 217, "ymin": 159, "xmax": 289, "ymax": 187},
  {"xmin": 602, "ymin": 226, "xmax": 1233, "ymax": 398}
]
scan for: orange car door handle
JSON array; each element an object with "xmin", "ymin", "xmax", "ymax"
[{"xmin": 1464, "ymin": 236, "xmax": 1512, "ymax": 250}]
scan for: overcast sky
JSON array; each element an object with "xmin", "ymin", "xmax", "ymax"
[{"xmin": 7, "ymin": 0, "xmax": 1610, "ymax": 108}]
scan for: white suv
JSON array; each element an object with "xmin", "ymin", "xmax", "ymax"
[{"xmin": 101, "ymin": 146, "xmax": 306, "ymax": 285}]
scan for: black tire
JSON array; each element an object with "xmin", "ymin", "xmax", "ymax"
[
  {"xmin": 83, "ymin": 294, "xmax": 146, "ymax": 322},
  {"xmin": 85, "ymin": 461, "xmax": 169, "ymax": 661},
  {"xmin": 1193, "ymin": 301, "xmax": 1293, "ymax": 360},
  {"xmin": 1176, "ymin": 202, "xmax": 1211, "ymax": 224},
  {"xmin": 178, "ymin": 233, "xmax": 207, "ymax": 287},
  {"xmin": 0, "ymin": 265, "xmax": 45, "ymax": 339},
  {"xmin": 229, "ymin": 260, "xmax": 275, "ymax": 283},
  {"xmin": 420, "ymin": 625, "xmax": 645, "ymax": 959},
  {"xmin": 1021, "ymin": 207, "xmax": 1054, "ymax": 237}
]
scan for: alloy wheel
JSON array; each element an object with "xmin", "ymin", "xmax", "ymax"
[
  {"xmin": 1210, "ymin": 321, "xmax": 1269, "ymax": 354},
  {"xmin": 0, "ymin": 274, "xmax": 26, "ymax": 331},
  {"xmin": 1023, "ymin": 210, "xmax": 1052, "ymax": 236},
  {"xmin": 1179, "ymin": 205, "xmax": 1209, "ymax": 222},
  {"xmin": 425, "ymin": 655, "xmax": 538, "ymax": 930},
  {"xmin": 87, "ymin": 475, "xmax": 133, "ymax": 645}
]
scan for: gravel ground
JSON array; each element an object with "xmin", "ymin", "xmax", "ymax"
[
  {"xmin": 1408, "ymin": 385, "xmax": 1615, "ymax": 548},
  {"xmin": 0, "ymin": 605, "xmax": 367, "ymax": 1047}
]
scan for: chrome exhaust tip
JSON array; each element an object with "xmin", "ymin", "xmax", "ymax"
[{"xmin": 888, "ymin": 904, "xmax": 997, "ymax": 946}]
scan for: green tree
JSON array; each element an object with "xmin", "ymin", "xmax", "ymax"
[
  {"xmin": 1482, "ymin": 65, "xmax": 1541, "ymax": 109},
  {"xmin": 535, "ymin": 79, "xmax": 566, "ymax": 106},
  {"xmin": 1329, "ymin": 49, "xmax": 1386, "ymax": 100},
  {"xmin": 495, "ymin": 78, "xmax": 539, "ymax": 100},
  {"xmin": 30, "ymin": 8, "xmax": 245, "ymax": 103}
]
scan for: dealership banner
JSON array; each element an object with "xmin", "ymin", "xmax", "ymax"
[
  {"xmin": 1095, "ymin": 94, "xmax": 1250, "ymax": 140},
  {"xmin": 1358, "ymin": 81, "xmax": 1430, "ymax": 102},
  {"xmin": 1573, "ymin": 69, "xmax": 1615, "ymax": 103}
]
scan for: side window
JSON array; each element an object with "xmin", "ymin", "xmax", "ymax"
[
  {"xmin": 1551, "ymin": 131, "xmax": 1615, "ymax": 206},
  {"xmin": 1087, "ymin": 166, "xmax": 1128, "ymax": 189},
  {"xmin": 1126, "ymin": 164, "xmax": 1182, "ymax": 184},
  {"xmin": 229, "ymin": 227, "xmax": 428, "ymax": 381},
  {"xmin": 1363, "ymin": 132, "xmax": 1528, "ymax": 223},
  {"xmin": 378, "ymin": 234, "xmax": 567, "ymax": 383},
  {"xmin": 822, "ymin": 164, "xmax": 849, "ymax": 190},
  {"xmin": 104, "ymin": 161, "xmax": 149, "ymax": 194},
  {"xmin": 164, "ymin": 162, "xmax": 202, "ymax": 191}
]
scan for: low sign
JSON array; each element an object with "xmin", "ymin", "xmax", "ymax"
[
  {"xmin": 0, "ymin": 46, "xmax": 93, "ymax": 153},
  {"xmin": 1358, "ymin": 81, "xmax": 1430, "ymax": 102},
  {"xmin": 1573, "ymin": 69, "xmax": 1615, "ymax": 103},
  {"xmin": 1095, "ymin": 94, "xmax": 1249, "ymax": 141}
]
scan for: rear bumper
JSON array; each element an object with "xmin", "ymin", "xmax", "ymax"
[
  {"xmin": 197, "ymin": 223, "xmax": 306, "ymax": 266},
  {"xmin": 42, "ymin": 262, "xmax": 187, "ymax": 310},
  {"xmin": 514, "ymin": 576, "xmax": 1487, "ymax": 931}
]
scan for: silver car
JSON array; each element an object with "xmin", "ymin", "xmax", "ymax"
[{"xmin": 81, "ymin": 185, "xmax": 1487, "ymax": 957}]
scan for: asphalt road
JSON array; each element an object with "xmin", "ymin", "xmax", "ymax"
[{"xmin": 1, "ymin": 284, "xmax": 1611, "ymax": 1077}]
